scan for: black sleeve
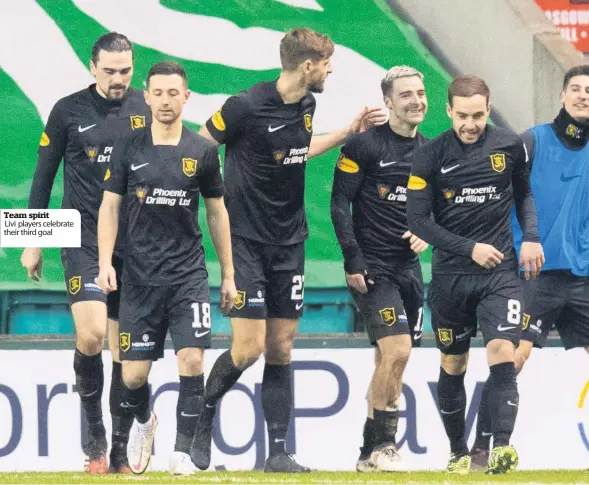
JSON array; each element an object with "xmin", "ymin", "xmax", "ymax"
[
  {"xmin": 330, "ymin": 138, "xmax": 368, "ymax": 274},
  {"xmin": 103, "ymin": 135, "xmax": 130, "ymax": 195},
  {"xmin": 199, "ymin": 144, "xmax": 225, "ymax": 198},
  {"xmin": 205, "ymin": 93, "xmax": 252, "ymax": 145},
  {"xmin": 28, "ymin": 101, "xmax": 68, "ymax": 209},
  {"xmin": 520, "ymin": 129, "xmax": 535, "ymax": 171},
  {"xmin": 511, "ymin": 138, "xmax": 540, "ymax": 243},
  {"xmin": 407, "ymin": 146, "xmax": 477, "ymax": 257}
]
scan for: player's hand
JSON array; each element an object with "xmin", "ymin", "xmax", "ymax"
[
  {"xmin": 402, "ymin": 231, "xmax": 429, "ymax": 254},
  {"xmin": 346, "ymin": 270, "xmax": 374, "ymax": 294},
  {"xmin": 220, "ymin": 277, "xmax": 237, "ymax": 316},
  {"xmin": 519, "ymin": 242, "xmax": 545, "ymax": 280},
  {"xmin": 471, "ymin": 243, "xmax": 504, "ymax": 269},
  {"xmin": 21, "ymin": 247, "xmax": 43, "ymax": 281},
  {"xmin": 350, "ymin": 106, "xmax": 388, "ymax": 134},
  {"xmin": 97, "ymin": 264, "xmax": 117, "ymax": 293}
]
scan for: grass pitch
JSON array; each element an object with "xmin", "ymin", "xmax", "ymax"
[{"xmin": 0, "ymin": 471, "xmax": 587, "ymax": 484}]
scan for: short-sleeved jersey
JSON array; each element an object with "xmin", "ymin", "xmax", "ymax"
[
  {"xmin": 408, "ymin": 126, "xmax": 534, "ymax": 274},
  {"xmin": 205, "ymin": 81, "xmax": 315, "ymax": 245},
  {"xmin": 104, "ymin": 127, "xmax": 224, "ymax": 286},
  {"xmin": 31, "ymin": 85, "xmax": 150, "ymax": 253},
  {"xmin": 333, "ymin": 124, "xmax": 428, "ymax": 265}
]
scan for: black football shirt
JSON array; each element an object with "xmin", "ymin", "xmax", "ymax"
[
  {"xmin": 104, "ymin": 127, "xmax": 224, "ymax": 285},
  {"xmin": 331, "ymin": 124, "xmax": 428, "ymax": 273},
  {"xmin": 407, "ymin": 125, "xmax": 539, "ymax": 275},
  {"xmin": 29, "ymin": 85, "xmax": 150, "ymax": 253},
  {"xmin": 205, "ymin": 81, "xmax": 315, "ymax": 245}
]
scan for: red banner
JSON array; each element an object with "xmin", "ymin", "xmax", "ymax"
[{"xmin": 536, "ymin": 0, "xmax": 589, "ymax": 52}]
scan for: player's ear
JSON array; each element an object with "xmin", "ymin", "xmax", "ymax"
[
  {"xmin": 90, "ymin": 61, "xmax": 97, "ymax": 77},
  {"xmin": 383, "ymin": 96, "xmax": 393, "ymax": 110},
  {"xmin": 301, "ymin": 59, "xmax": 313, "ymax": 75},
  {"xmin": 560, "ymin": 90, "xmax": 566, "ymax": 105},
  {"xmin": 143, "ymin": 89, "xmax": 150, "ymax": 106},
  {"xmin": 446, "ymin": 102, "xmax": 453, "ymax": 119},
  {"xmin": 184, "ymin": 89, "xmax": 191, "ymax": 103}
]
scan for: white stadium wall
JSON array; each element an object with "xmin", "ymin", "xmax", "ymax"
[
  {"xmin": 389, "ymin": 0, "xmax": 586, "ymax": 133},
  {"xmin": 0, "ymin": 348, "xmax": 587, "ymax": 471}
]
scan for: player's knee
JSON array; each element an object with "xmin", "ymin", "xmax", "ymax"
[
  {"xmin": 514, "ymin": 341, "xmax": 533, "ymax": 373},
  {"xmin": 231, "ymin": 342, "xmax": 264, "ymax": 369},
  {"xmin": 76, "ymin": 332, "xmax": 105, "ymax": 355},
  {"xmin": 121, "ymin": 361, "xmax": 150, "ymax": 389},
  {"xmin": 486, "ymin": 338, "xmax": 515, "ymax": 364},
  {"xmin": 177, "ymin": 348, "xmax": 204, "ymax": 375},
  {"xmin": 265, "ymin": 333, "xmax": 295, "ymax": 364},
  {"xmin": 440, "ymin": 352, "xmax": 468, "ymax": 375}
]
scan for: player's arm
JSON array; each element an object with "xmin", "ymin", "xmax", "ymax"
[
  {"xmin": 97, "ymin": 139, "xmax": 129, "ymax": 292},
  {"xmin": 308, "ymin": 107, "xmax": 387, "ymax": 159},
  {"xmin": 512, "ymin": 138, "xmax": 544, "ymax": 279},
  {"xmin": 201, "ymin": 145, "xmax": 237, "ymax": 315},
  {"xmin": 407, "ymin": 147, "xmax": 503, "ymax": 269},
  {"xmin": 520, "ymin": 129, "xmax": 535, "ymax": 171},
  {"xmin": 201, "ymin": 94, "xmax": 252, "ymax": 148},
  {"xmin": 21, "ymin": 102, "xmax": 68, "ymax": 281},
  {"xmin": 330, "ymin": 141, "xmax": 370, "ymax": 293}
]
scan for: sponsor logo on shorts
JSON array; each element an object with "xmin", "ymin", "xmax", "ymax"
[
  {"xmin": 131, "ymin": 333, "xmax": 156, "ymax": 352},
  {"xmin": 490, "ymin": 153, "xmax": 506, "ymax": 173},
  {"xmin": 84, "ymin": 281, "xmax": 104, "ymax": 293},
  {"xmin": 234, "ymin": 290, "xmax": 246, "ymax": 310},
  {"xmin": 182, "ymin": 157, "xmax": 197, "ymax": 177},
  {"xmin": 68, "ymin": 276, "xmax": 81, "ymax": 295},
  {"xmin": 119, "ymin": 333, "xmax": 131, "ymax": 353},
  {"xmin": 130, "ymin": 115, "xmax": 146, "ymax": 130},
  {"xmin": 438, "ymin": 328, "xmax": 454, "ymax": 346},
  {"xmin": 248, "ymin": 290, "xmax": 265, "ymax": 308},
  {"xmin": 379, "ymin": 307, "xmax": 396, "ymax": 326}
]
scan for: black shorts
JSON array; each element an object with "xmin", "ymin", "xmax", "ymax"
[
  {"xmin": 119, "ymin": 278, "xmax": 211, "ymax": 361},
  {"xmin": 520, "ymin": 271, "xmax": 589, "ymax": 350},
  {"xmin": 61, "ymin": 247, "xmax": 123, "ymax": 320},
  {"xmin": 428, "ymin": 270, "xmax": 524, "ymax": 355},
  {"xmin": 351, "ymin": 261, "xmax": 424, "ymax": 347},
  {"xmin": 231, "ymin": 235, "xmax": 305, "ymax": 320}
]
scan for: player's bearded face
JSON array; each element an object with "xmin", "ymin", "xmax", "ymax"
[
  {"xmin": 307, "ymin": 58, "xmax": 332, "ymax": 93},
  {"xmin": 562, "ymin": 75, "xmax": 589, "ymax": 121},
  {"xmin": 447, "ymin": 95, "xmax": 490, "ymax": 145},
  {"xmin": 91, "ymin": 50, "xmax": 133, "ymax": 100},
  {"xmin": 145, "ymin": 74, "xmax": 190, "ymax": 125},
  {"xmin": 388, "ymin": 76, "xmax": 428, "ymax": 127}
]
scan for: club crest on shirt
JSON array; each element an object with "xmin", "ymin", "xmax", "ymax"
[
  {"xmin": 304, "ymin": 113, "xmax": 313, "ymax": 133},
  {"xmin": 442, "ymin": 188, "xmax": 456, "ymax": 200},
  {"xmin": 136, "ymin": 186, "xmax": 148, "ymax": 203},
  {"xmin": 522, "ymin": 313, "xmax": 530, "ymax": 330},
  {"xmin": 68, "ymin": 276, "xmax": 81, "ymax": 295},
  {"xmin": 86, "ymin": 146, "xmax": 99, "ymax": 162},
  {"xmin": 234, "ymin": 290, "xmax": 246, "ymax": 310},
  {"xmin": 376, "ymin": 183, "xmax": 391, "ymax": 199},
  {"xmin": 490, "ymin": 153, "xmax": 506, "ymax": 173},
  {"xmin": 130, "ymin": 115, "xmax": 146, "ymax": 130},
  {"xmin": 182, "ymin": 158, "xmax": 197, "ymax": 177},
  {"xmin": 379, "ymin": 307, "xmax": 396, "ymax": 326},
  {"xmin": 273, "ymin": 150, "xmax": 286, "ymax": 163}
]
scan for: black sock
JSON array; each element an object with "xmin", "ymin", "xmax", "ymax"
[
  {"xmin": 373, "ymin": 408, "xmax": 399, "ymax": 447},
  {"xmin": 202, "ymin": 350, "xmax": 243, "ymax": 423},
  {"xmin": 437, "ymin": 367, "xmax": 468, "ymax": 457},
  {"xmin": 262, "ymin": 363, "xmax": 291, "ymax": 457},
  {"xmin": 74, "ymin": 349, "xmax": 104, "ymax": 434},
  {"xmin": 175, "ymin": 374, "xmax": 205, "ymax": 453},
  {"xmin": 473, "ymin": 377, "xmax": 492, "ymax": 451},
  {"xmin": 124, "ymin": 382, "xmax": 151, "ymax": 424},
  {"xmin": 489, "ymin": 362, "xmax": 518, "ymax": 447},
  {"xmin": 360, "ymin": 417, "xmax": 376, "ymax": 458},
  {"xmin": 109, "ymin": 361, "xmax": 133, "ymax": 455}
]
